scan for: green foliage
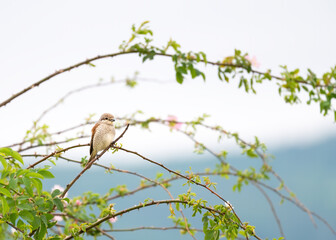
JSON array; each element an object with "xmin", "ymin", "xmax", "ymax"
[
  {"xmin": 0, "ymin": 149, "xmax": 61, "ymax": 239},
  {"xmin": 118, "ymin": 21, "xmax": 336, "ymax": 120},
  {"xmin": 0, "ymin": 148, "xmax": 23, "ymax": 165},
  {"xmin": 23, "ymin": 123, "xmax": 51, "ymax": 147},
  {"xmin": 202, "ymin": 204, "xmax": 243, "ymax": 240}
]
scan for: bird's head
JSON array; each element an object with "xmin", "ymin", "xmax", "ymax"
[{"xmin": 99, "ymin": 113, "xmax": 115, "ymax": 124}]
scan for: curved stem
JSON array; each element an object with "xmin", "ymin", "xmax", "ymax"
[
  {"xmin": 0, "ymin": 51, "xmax": 137, "ymax": 108},
  {"xmin": 116, "ymin": 146, "xmax": 249, "ymax": 233},
  {"xmin": 2, "ymin": 47, "xmax": 329, "ymax": 109}
]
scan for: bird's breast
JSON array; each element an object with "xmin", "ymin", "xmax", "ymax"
[{"xmin": 94, "ymin": 125, "xmax": 116, "ymax": 152}]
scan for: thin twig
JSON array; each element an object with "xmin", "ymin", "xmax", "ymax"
[
  {"xmin": 105, "ymin": 226, "xmax": 202, "ymax": 232},
  {"xmin": 3, "ymin": 219, "xmax": 25, "ymax": 234},
  {"xmin": 18, "ymin": 135, "xmax": 89, "ymax": 153},
  {"xmin": 252, "ymin": 182, "xmax": 285, "ymax": 238},
  {"xmin": 95, "ymin": 227, "xmax": 115, "ymax": 240},
  {"xmin": 269, "ymin": 168, "xmax": 317, "ymax": 227},
  {"xmin": 53, "ymin": 214, "xmax": 115, "ymax": 239},
  {"xmin": 26, "ymin": 143, "xmax": 88, "ymax": 169}
]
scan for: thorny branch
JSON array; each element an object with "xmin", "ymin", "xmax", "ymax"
[
  {"xmin": 1, "ymin": 46, "xmax": 333, "ymax": 108},
  {"xmin": 54, "ymin": 223, "xmax": 202, "ymax": 233},
  {"xmin": 63, "ymin": 199, "xmax": 263, "ymax": 240}
]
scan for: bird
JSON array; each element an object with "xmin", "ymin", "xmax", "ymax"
[{"xmin": 88, "ymin": 113, "xmax": 116, "ymax": 164}]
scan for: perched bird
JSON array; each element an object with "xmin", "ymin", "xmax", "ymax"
[{"xmin": 88, "ymin": 113, "xmax": 116, "ymax": 163}]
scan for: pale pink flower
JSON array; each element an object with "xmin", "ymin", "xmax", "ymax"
[
  {"xmin": 75, "ymin": 200, "xmax": 82, "ymax": 206},
  {"xmin": 245, "ymin": 55, "xmax": 260, "ymax": 68},
  {"xmin": 167, "ymin": 115, "xmax": 183, "ymax": 130},
  {"xmin": 53, "ymin": 216, "xmax": 63, "ymax": 222},
  {"xmin": 51, "ymin": 184, "xmax": 68, "ymax": 198},
  {"xmin": 109, "ymin": 216, "xmax": 118, "ymax": 223}
]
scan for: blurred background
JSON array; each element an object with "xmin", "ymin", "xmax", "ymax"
[{"xmin": 0, "ymin": 0, "xmax": 335, "ymax": 239}]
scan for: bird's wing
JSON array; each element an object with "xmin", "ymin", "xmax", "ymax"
[{"xmin": 90, "ymin": 123, "xmax": 99, "ymax": 155}]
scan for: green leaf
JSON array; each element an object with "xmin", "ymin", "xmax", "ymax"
[
  {"xmin": 31, "ymin": 178, "xmax": 43, "ymax": 195},
  {"xmin": 214, "ymin": 230, "xmax": 220, "ymax": 240},
  {"xmin": 17, "ymin": 219, "xmax": 25, "ymax": 230},
  {"xmin": 176, "ymin": 72, "xmax": 184, "ymax": 84},
  {"xmin": 18, "ymin": 203, "xmax": 33, "ymax": 210},
  {"xmin": 22, "ymin": 177, "xmax": 33, "ymax": 197},
  {"xmin": 202, "ymin": 215, "xmax": 209, "ymax": 232},
  {"xmin": 51, "ymin": 189, "xmax": 61, "ymax": 198},
  {"xmin": 41, "ymin": 215, "xmax": 48, "ymax": 227},
  {"xmin": 1, "ymin": 196, "xmax": 9, "ymax": 215},
  {"xmin": 204, "ymin": 229, "xmax": 220, "ymax": 240},
  {"xmin": 16, "ymin": 195, "xmax": 30, "ymax": 201},
  {"xmin": 0, "ymin": 148, "xmax": 23, "ymax": 164},
  {"xmin": 188, "ymin": 64, "xmax": 197, "ymax": 79},
  {"xmin": 200, "ymin": 71, "xmax": 206, "ymax": 81},
  {"xmin": 232, "ymin": 184, "xmax": 237, "ymax": 192},
  {"xmin": 19, "ymin": 210, "xmax": 35, "ymax": 222},
  {"xmin": 320, "ymin": 100, "xmax": 331, "ymax": 115},
  {"xmin": 38, "ymin": 170, "xmax": 55, "ymax": 179},
  {"xmin": 36, "ymin": 221, "xmax": 47, "ymax": 240},
  {"xmin": 156, "ymin": 172, "xmax": 163, "ymax": 179},
  {"xmin": 45, "ymin": 213, "xmax": 54, "ymax": 221},
  {"xmin": 16, "ymin": 169, "xmax": 28, "ymax": 177},
  {"xmin": 6, "ymin": 197, "xmax": 15, "ymax": 209},
  {"xmin": 177, "ymin": 65, "xmax": 188, "ymax": 74},
  {"xmin": 290, "ymin": 191, "xmax": 296, "ymax": 198},
  {"xmin": 0, "ymin": 187, "xmax": 11, "ymax": 197},
  {"xmin": 0, "ymin": 155, "xmax": 7, "ymax": 169},
  {"xmin": 246, "ymin": 148, "xmax": 258, "ymax": 158},
  {"xmin": 26, "ymin": 172, "xmax": 44, "ymax": 179},
  {"xmin": 175, "ymin": 202, "xmax": 180, "ymax": 211},
  {"xmin": 9, "ymin": 213, "xmax": 18, "ymax": 225},
  {"xmin": 53, "ymin": 198, "xmax": 64, "ymax": 211},
  {"xmin": 31, "ymin": 215, "xmax": 41, "ymax": 230},
  {"xmin": 200, "ymin": 51, "xmax": 207, "ymax": 64}
]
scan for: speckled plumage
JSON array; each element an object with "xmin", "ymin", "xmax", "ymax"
[{"xmin": 89, "ymin": 113, "xmax": 116, "ymax": 163}]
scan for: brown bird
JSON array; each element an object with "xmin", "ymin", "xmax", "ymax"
[{"xmin": 88, "ymin": 113, "xmax": 116, "ymax": 164}]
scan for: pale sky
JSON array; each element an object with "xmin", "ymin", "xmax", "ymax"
[{"xmin": 1, "ymin": 0, "xmax": 336, "ymax": 158}]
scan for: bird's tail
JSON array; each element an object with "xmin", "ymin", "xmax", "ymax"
[{"xmin": 87, "ymin": 150, "xmax": 97, "ymax": 166}]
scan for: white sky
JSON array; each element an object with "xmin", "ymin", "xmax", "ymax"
[{"xmin": 1, "ymin": 0, "xmax": 336, "ymax": 157}]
